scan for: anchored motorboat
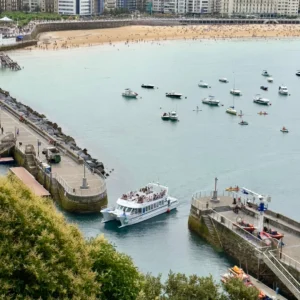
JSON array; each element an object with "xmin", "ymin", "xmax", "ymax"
[
  {"xmin": 262, "ymin": 70, "xmax": 271, "ymax": 77},
  {"xmin": 296, "ymin": 71, "xmax": 300, "ymax": 77},
  {"xmin": 267, "ymin": 77, "xmax": 273, "ymax": 83},
  {"xmin": 278, "ymin": 85, "xmax": 288, "ymax": 95},
  {"xmin": 226, "ymin": 106, "xmax": 237, "ymax": 115},
  {"xmin": 169, "ymin": 111, "xmax": 179, "ymax": 121},
  {"xmin": 253, "ymin": 94, "xmax": 270, "ymax": 105},
  {"xmin": 122, "ymin": 88, "xmax": 138, "ymax": 98},
  {"xmin": 280, "ymin": 126, "xmax": 289, "ymax": 133},
  {"xmin": 219, "ymin": 78, "xmax": 229, "ymax": 83},
  {"xmin": 230, "ymin": 89, "xmax": 242, "ymax": 96},
  {"xmin": 239, "ymin": 120, "xmax": 248, "ymax": 125},
  {"xmin": 141, "ymin": 84, "xmax": 155, "ymax": 89},
  {"xmin": 202, "ymin": 95, "xmax": 219, "ymax": 106},
  {"xmin": 166, "ymin": 91, "xmax": 182, "ymax": 99},
  {"xmin": 260, "ymin": 86, "xmax": 268, "ymax": 91},
  {"xmin": 258, "ymin": 111, "xmax": 268, "ymax": 116},
  {"xmin": 161, "ymin": 112, "xmax": 170, "ymax": 120},
  {"xmin": 101, "ymin": 183, "xmax": 179, "ymax": 228},
  {"xmin": 198, "ymin": 80, "xmax": 209, "ymax": 88}
]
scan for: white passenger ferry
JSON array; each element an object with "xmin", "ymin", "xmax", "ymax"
[{"xmin": 101, "ymin": 183, "xmax": 179, "ymax": 228}]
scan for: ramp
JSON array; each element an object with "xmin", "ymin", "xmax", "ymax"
[{"xmin": 10, "ymin": 167, "xmax": 50, "ymax": 197}]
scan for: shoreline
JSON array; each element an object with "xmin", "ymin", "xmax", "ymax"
[{"xmin": 28, "ymin": 24, "xmax": 300, "ymax": 51}]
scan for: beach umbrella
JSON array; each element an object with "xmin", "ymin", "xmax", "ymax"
[{"xmin": 0, "ymin": 16, "xmax": 13, "ymax": 22}]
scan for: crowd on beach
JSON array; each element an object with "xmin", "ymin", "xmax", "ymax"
[{"xmin": 27, "ymin": 24, "xmax": 300, "ymax": 51}]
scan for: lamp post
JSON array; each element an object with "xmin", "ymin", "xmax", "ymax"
[{"xmin": 37, "ymin": 139, "xmax": 41, "ymax": 156}]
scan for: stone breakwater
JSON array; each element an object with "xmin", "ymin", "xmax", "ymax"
[{"xmin": 0, "ymin": 87, "xmax": 110, "ymax": 178}]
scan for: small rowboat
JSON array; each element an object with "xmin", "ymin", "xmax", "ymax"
[
  {"xmin": 281, "ymin": 127, "xmax": 288, "ymax": 133},
  {"xmin": 226, "ymin": 186, "xmax": 239, "ymax": 192}
]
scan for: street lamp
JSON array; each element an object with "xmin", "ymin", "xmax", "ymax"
[{"xmin": 37, "ymin": 139, "xmax": 41, "ymax": 156}]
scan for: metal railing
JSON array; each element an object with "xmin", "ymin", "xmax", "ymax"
[
  {"xmin": 192, "ymin": 190, "xmax": 232, "ymax": 200},
  {"xmin": 210, "ymin": 209, "xmax": 269, "ymax": 249},
  {"xmin": 269, "ymin": 246, "xmax": 300, "ymax": 272},
  {"xmin": 53, "ymin": 172, "xmax": 106, "ymax": 198},
  {"xmin": 264, "ymin": 251, "xmax": 300, "ymax": 298}
]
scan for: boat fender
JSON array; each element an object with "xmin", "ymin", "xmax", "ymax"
[{"xmin": 166, "ymin": 208, "xmax": 170, "ymax": 213}]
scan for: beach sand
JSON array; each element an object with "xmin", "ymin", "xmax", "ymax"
[{"xmin": 34, "ymin": 24, "xmax": 300, "ymax": 50}]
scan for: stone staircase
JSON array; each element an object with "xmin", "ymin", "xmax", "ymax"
[
  {"xmin": 263, "ymin": 251, "xmax": 300, "ymax": 299},
  {"xmin": 202, "ymin": 215, "xmax": 223, "ymax": 248},
  {"xmin": 24, "ymin": 153, "xmax": 38, "ymax": 176},
  {"xmin": 0, "ymin": 142, "xmax": 15, "ymax": 155}
]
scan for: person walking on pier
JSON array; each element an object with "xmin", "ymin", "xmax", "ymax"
[{"xmin": 1, "ymin": 127, "xmax": 3, "ymax": 135}]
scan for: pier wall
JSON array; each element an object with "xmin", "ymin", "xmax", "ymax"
[
  {"xmin": 0, "ymin": 40, "xmax": 37, "ymax": 51},
  {"xmin": 1, "ymin": 90, "xmax": 107, "ymax": 213},
  {"xmin": 188, "ymin": 206, "xmax": 295, "ymax": 299}
]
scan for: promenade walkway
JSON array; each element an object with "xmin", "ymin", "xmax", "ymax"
[{"xmin": 1, "ymin": 106, "xmax": 106, "ymax": 197}]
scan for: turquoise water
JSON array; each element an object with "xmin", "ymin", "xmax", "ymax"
[{"xmin": 1, "ymin": 38, "xmax": 300, "ymax": 278}]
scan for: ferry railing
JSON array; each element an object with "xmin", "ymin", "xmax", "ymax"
[
  {"xmin": 269, "ymin": 246, "xmax": 300, "ymax": 272},
  {"xmin": 210, "ymin": 209, "xmax": 269, "ymax": 250}
]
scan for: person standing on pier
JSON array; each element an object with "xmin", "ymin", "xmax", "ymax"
[{"xmin": 1, "ymin": 127, "xmax": 3, "ymax": 135}]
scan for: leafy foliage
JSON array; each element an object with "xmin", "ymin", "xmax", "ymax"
[
  {"xmin": 89, "ymin": 236, "xmax": 141, "ymax": 300},
  {"xmin": 0, "ymin": 11, "xmax": 67, "ymax": 26},
  {"xmin": 0, "ymin": 175, "xmax": 98, "ymax": 299},
  {"xmin": 223, "ymin": 277, "xmax": 260, "ymax": 300}
]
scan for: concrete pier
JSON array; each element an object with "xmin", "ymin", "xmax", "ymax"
[
  {"xmin": 189, "ymin": 190, "xmax": 300, "ymax": 300},
  {"xmin": 0, "ymin": 93, "xmax": 107, "ymax": 213}
]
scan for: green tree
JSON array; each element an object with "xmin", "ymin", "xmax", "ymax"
[
  {"xmin": 223, "ymin": 277, "xmax": 260, "ymax": 300},
  {"xmin": 137, "ymin": 273, "xmax": 163, "ymax": 300},
  {"xmin": 89, "ymin": 236, "xmax": 141, "ymax": 300},
  {"xmin": 0, "ymin": 175, "xmax": 98, "ymax": 299}
]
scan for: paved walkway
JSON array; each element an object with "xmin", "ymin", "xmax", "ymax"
[{"xmin": 1, "ymin": 108, "xmax": 106, "ymax": 197}]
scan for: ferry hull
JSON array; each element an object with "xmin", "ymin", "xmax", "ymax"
[{"xmin": 101, "ymin": 198, "xmax": 179, "ymax": 228}]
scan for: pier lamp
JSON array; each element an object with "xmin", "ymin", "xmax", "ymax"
[
  {"xmin": 37, "ymin": 139, "xmax": 41, "ymax": 156},
  {"xmin": 80, "ymin": 163, "xmax": 89, "ymax": 189}
]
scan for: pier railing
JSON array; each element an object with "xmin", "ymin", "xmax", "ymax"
[
  {"xmin": 263, "ymin": 250, "xmax": 300, "ymax": 298},
  {"xmin": 53, "ymin": 172, "xmax": 106, "ymax": 198},
  {"xmin": 210, "ymin": 210, "xmax": 269, "ymax": 249},
  {"xmin": 269, "ymin": 246, "xmax": 300, "ymax": 272},
  {"xmin": 192, "ymin": 190, "xmax": 232, "ymax": 200}
]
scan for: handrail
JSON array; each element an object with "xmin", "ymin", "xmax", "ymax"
[
  {"xmin": 269, "ymin": 248, "xmax": 300, "ymax": 272},
  {"xmin": 264, "ymin": 251, "xmax": 300, "ymax": 296}
]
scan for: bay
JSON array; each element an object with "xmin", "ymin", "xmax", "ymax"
[{"xmin": 1, "ymin": 37, "xmax": 300, "ymax": 278}]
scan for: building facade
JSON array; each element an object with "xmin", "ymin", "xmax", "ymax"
[
  {"xmin": 40, "ymin": 0, "xmax": 58, "ymax": 12},
  {"xmin": 58, "ymin": 0, "xmax": 92, "ymax": 15}
]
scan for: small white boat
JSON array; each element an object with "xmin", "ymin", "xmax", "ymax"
[
  {"xmin": 161, "ymin": 112, "xmax": 170, "ymax": 120},
  {"xmin": 122, "ymin": 88, "xmax": 138, "ymax": 98},
  {"xmin": 198, "ymin": 80, "xmax": 209, "ymax": 88},
  {"xmin": 166, "ymin": 92, "xmax": 182, "ymax": 99},
  {"xmin": 262, "ymin": 70, "xmax": 271, "ymax": 77},
  {"xmin": 267, "ymin": 77, "xmax": 274, "ymax": 83},
  {"xmin": 296, "ymin": 71, "xmax": 300, "ymax": 77},
  {"xmin": 202, "ymin": 95, "xmax": 219, "ymax": 106},
  {"xmin": 226, "ymin": 106, "xmax": 237, "ymax": 115},
  {"xmin": 230, "ymin": 89, "xmax": 242, "ymax": 96},
  {"xmin": 169, "ymin": 111, "xmax": 179, "ymax": 121},
  {"xmin": 278, "ymin": 86, "xmax": 288, "ymax": 95},
  {"xmin": 239, "ymin": 120, "xmax": 249, "ymax": 125},
  {"xmin": 101, "ymin": 183, "xmax": 179, "ymax": 228},
  {"xmin": 219, "ymin": 78, "xmax": 229, "ymax": 83},
  {"xmin": 253, "ymin": 94, "xmax": 270, "ymax": 105}
]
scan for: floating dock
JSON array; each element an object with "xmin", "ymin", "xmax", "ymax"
[
  {"xmin": 189, "ymin": 181, "xmax": 300, "ymax": 300},
  {"xmin": 10, "ymin": 167, "xmax": 50, "ymax": 197},
  {"xmin": 0, "ymin": 91, "xmax": 107, "ymax": 213}
]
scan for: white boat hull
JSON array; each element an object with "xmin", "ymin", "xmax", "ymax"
[{"xmin": 101, "ymin": 197, "xmax": 178, "ymax": 228}]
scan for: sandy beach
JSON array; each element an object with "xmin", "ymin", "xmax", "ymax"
[{"xmin": 35, "ymin": 24, "xmax": 300, "ymax": 50}]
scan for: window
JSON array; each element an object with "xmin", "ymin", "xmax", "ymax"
[{"xmin": 151, "ymin": 204, "xmax": 153, "ymax": 210}]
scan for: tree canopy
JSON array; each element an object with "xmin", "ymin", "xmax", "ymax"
[{"xmin": 0, "ymin": 175, "xmax": 261, "ymax": 300}]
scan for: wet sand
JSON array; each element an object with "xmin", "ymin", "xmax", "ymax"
[{"xmin": 32, "ymin": 25, "xmax": 300, "ymax": 50}]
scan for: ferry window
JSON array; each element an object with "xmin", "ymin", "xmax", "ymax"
[
  {"xmin": 143, "ymin": 208, "xmax": 145, "ymax": 213},
  {"xmin": 138, "ymin": 208, "xmax": 142, "ymax": 213},
  {"xmin": 133, "ymin": 209, "xmax": 137, "ymax": 214},
  {"xmin": 147, "ymin": 206, "xmax": 150, "ymax": 211},
  {"xmin": 151, "ymin": 205, "xmax": 153, "ymax": 210}
]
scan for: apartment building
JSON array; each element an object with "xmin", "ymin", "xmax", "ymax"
[
  {"xmin": 187, "ymin": 0, "xmax": 211, "ymax": 13},
  {"xmin": 58, "ymin": 0, "xmax": 92, "ymax": 14},
  {"xmin": 104, "ymin": 0, "xmax": 116, "ymax": 10},
  {"xmin": 40, "ymin": 0, "xmax": 58, "ymax": 12},
  {"xmin": 0, "ymin": 0, "xmax": 21, "ymax": 11},
  {"xmin": 152, "ymin": 0, "xmax": 186, "ymax": 13}
]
